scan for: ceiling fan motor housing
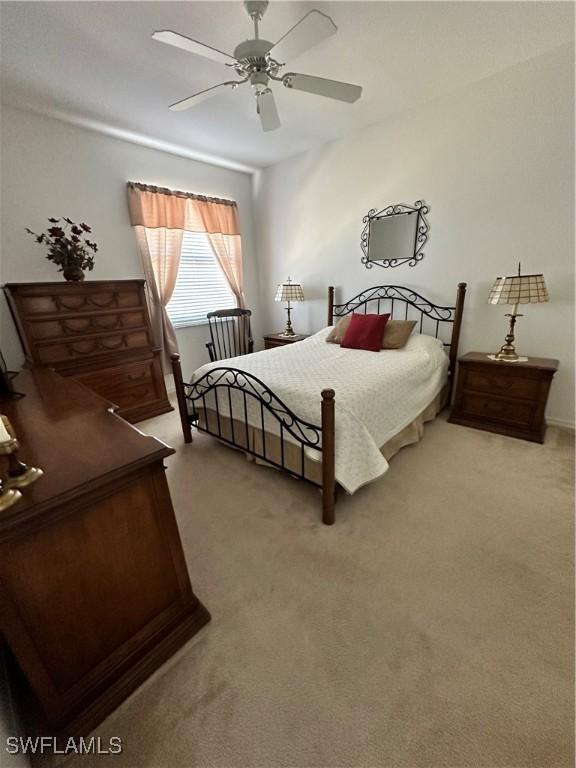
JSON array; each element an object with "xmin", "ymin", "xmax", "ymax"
[
  {"xmin": 233, "ymin": 39, "xmax": 281, "ymax": 82},
  {"xmin": 233, "ymin": 39, "xmax": 273, "ymax": 62}
]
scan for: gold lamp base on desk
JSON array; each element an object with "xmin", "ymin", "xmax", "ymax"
[
  {"xmin": 0, "ymin": 415, "xmax": 44, "ymax": 494},
  {"xmin": 0, "ymin": 483, "xmax": 22, "ymax": 512}
]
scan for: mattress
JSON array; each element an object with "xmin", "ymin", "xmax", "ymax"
[{"xmin": 189, "ymin": 327, "xmax": 449, "ymax": 493}]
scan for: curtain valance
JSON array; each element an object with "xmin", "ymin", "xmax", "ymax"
[{"xmin": 127, "ymin": 181, "xmax": 240, "ymax": 235}]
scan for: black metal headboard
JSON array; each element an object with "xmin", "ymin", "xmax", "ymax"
[{"xmin": 327, "ymin": 283, "xmax": 467, "ymax": 392}]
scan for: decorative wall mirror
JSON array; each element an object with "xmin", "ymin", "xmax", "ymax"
[{"xmin": 360, "ymin": 201, "xmax": 430, "ymax": 269}]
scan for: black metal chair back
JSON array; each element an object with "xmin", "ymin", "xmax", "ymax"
[{"xmin": 206, "ymin": 308, "xmax": 254, "ymax": 362}]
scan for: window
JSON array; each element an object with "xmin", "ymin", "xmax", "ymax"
[{"xmin": 167, "ymin": 231, "xmax": 236, "ymax": 328}]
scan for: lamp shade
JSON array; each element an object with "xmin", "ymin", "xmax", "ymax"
[
  {"xmin": 487, "ymin": 272, "xmax": 549, "ymax": 305},
  {"xmin": 275, "ymin": 280, "xmax": 305, "ymax": 302}
]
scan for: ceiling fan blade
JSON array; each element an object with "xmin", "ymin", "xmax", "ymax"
[
  {"xmin": 282, "ymin": 73, "xmax": 362, "ymax": 103},
  {"xmin": 256, "ymin": 89, "xmax": 281, "ymax": 132},
  {"xmin": 269, "ymin": 10, "xmax": 337, "ymax": 63},
  {"xmin": 152, "ymin": 30, "xmax": 236, "ymax": 65},
  {"xmin": 169, "ymin": 81, "xmax": 246, "ymax": 111}
]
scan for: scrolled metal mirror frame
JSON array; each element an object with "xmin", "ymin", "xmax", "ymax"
[{"xmin": 360, "ymin": 200, "xmax": 430, "ymax": 269}]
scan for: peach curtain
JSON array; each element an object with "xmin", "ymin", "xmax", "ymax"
[
  {"xmin": 133, "ymin": 225, "xmax": 183, "ymax": 370},
  {"xmin": 195, "ymin": 203, "xmax": 245, "ymax": 309},
  {"xmin": 127, "ymin": 182, "xmax": 245, "ymax": 368}
]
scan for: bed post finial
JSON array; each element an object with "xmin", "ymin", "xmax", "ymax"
[
  {"xmin": 449, "ymin": 283, "xmax": 467, "ymax": 401},
  {"xmin": 321, "ymin": 388, "xmax": 336, "ymax": 526},
  {"xmin": 328, "ymin": 286, "xmax": 335, "ymax": 326},
  {"xmin": 171, "ymin": 353, "xmax": 192, "ymax": 444}
]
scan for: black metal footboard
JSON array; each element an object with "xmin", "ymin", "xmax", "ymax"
[{"xmin": 171, "ymin": 355, "xmax": 336, "ymax": 524}]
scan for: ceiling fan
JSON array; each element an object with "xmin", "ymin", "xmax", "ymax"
[{"xmin": 152, "ymin": 0, "xmax": 362, "ymax": 132}]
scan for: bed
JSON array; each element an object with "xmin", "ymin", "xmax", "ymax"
[{"xmin": 172, "ymin": 283, "xmax": 467, "ymax": 525}]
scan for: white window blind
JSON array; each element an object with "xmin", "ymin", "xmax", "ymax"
[{"xmin": 167, "ymin": 231, "xmax": 236, "ymax": 328}]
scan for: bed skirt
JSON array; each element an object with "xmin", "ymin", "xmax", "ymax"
[{"xmin": 194, "ymin": 386, "xmax": 447, "ymax": 490}]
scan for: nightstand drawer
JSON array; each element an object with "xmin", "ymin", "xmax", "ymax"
[
  {"xmin": 264, "ymin": 338, "xmax": 287, "ymax": 349},
  {"xmin": 464, "ymin": 367, "xmax": 541, "ymax": 401},
  {"xmin": 459, "ymin": 392, "xmax": 535, "ymax": 428}
]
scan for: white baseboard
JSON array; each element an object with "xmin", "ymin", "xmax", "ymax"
[{"xmin": 547, "ymin": 417, "xmax": 575, "ymax": 431}]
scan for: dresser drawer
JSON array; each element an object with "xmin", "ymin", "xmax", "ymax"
[
  {"xmin": 26, "ymin": 310, "xmax": 147, "ymax": 341},
  {"xmin": 35, "ymin": 329, "xmax": 151, "ymax": 365},
  {"xmin": 463, "ymin": 367, "xmax": 541, "ymax": 401},
  {"xmin": 74, "ymin": 357, "xmax": 166, "ymax": 420},
  {"xmin": 16, "ymin": 284, "xmax": 143, "ymax": 317},
  {"xmin": 459, "ymin": 392, "xmax": 536, "ymax": 428}
]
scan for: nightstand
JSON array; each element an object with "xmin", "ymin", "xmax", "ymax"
[
  {"xmin": 263, "ymin": 333, "xmax": 310, "ymax": 350},
  {"xmin": 449, "ymin": 352, "xmax": 558, "ymax": 443}
]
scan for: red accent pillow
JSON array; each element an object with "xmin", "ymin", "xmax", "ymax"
[{"xmin": 340, "ymin": 313, "xmax": 390, "ymax": 352}]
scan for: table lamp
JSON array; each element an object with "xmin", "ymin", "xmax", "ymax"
[
  {"xmin": 275, "ymin": 277, "xmax": 305, "ymax": 337},
  {"xmin": 487, "ymin": 263, "xmax": 549, "ymax": 362}
]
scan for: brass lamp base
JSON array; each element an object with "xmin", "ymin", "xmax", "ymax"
[
  {"xmin": 491, "ymin": 309, "xmax": 527, "ymax": 363},
  {"xmin": 0, "ymin": 417, "xmax": 44, "ymax": 490},
  {"xmin": 494, "ymin": 344, "xmax": 520, "ymax": 361},
  {"xmin": 6, "ymin": 465, "xmax": 44, "ymax": 489},
  {"xmin": 281, "ymin": 302, "xmax": 296, "ymax": 336},
  {"xmin": 0, "ymin": 487, "xmax": 22, "ymax": 512}
]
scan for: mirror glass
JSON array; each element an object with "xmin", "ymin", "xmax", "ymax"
[
  {"xmin": 368, "ymin": 211, "xmax": 418, "ymax": 263},
  {"xmin": 360, "ymin": 201, "xmax": 429, "ymax": 269}
]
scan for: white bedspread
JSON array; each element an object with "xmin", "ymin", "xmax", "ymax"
[{"xmin": 190, "ymin": 328, "xmax": 449, "ymax": 494}]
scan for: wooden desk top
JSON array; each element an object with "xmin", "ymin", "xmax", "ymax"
[{"xmin": 0, "ymin": 369, "xmax": 173, "ymax": 531}]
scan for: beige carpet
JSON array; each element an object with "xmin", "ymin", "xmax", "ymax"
[{"xmin": 57, "ymin": 411, "xmax": 574, "ymax": 768}]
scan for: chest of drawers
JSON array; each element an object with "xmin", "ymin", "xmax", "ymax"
[
  {"xmin": 449, "ymin": 352, "xmax": 558, "ymax": 443},
  {"xmin": 4, "ymin": 280, "xmax": 172, "ymax": 423}
]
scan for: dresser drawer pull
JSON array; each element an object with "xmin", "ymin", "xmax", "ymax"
[
  {"xmin": 55, "ymin": 293, "xmax": 119, "ymax": 312},
  {"xmin": 93, "ymin": 317, "xmax": 123, "ymax": 330},
  {"xmin": 61, "ymin": 319, "xmax": 91, "ymax": 335},
  {"xmin": 66, "ymin": 336, "xmax": 128, "ymax": 355},
  {"xmin": 60, "ymin": 316, "xmax": 123, "ymax": 335}
]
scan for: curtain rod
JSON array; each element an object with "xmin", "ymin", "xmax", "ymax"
[{"xmin": 127, "ymin": 181, "xmax": 237, "ymax": 207}]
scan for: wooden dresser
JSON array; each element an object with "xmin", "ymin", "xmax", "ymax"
[
  {"xmin": 0, "ymin": 369, "xmax": 209, "ymax": 738},
  {"xmin": 449, "ymin": 352, "xmax": 559, "ymax": 443},
  {"xmin": 4, "ymin": 280, "xmax": 172, "ymax": 423}
]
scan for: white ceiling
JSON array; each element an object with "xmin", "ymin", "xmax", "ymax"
[{"xmin": 1, "ymin": 1, "xmax": 573, "ymax": 171}]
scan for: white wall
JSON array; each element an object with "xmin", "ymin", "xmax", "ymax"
[
  {"xmin": 253, "ymin": 43, "xmax": 575, "ymax": 427},
  {"xmin": 0, "ymin": 106, "xmax": 262, "ymax": 379}
]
